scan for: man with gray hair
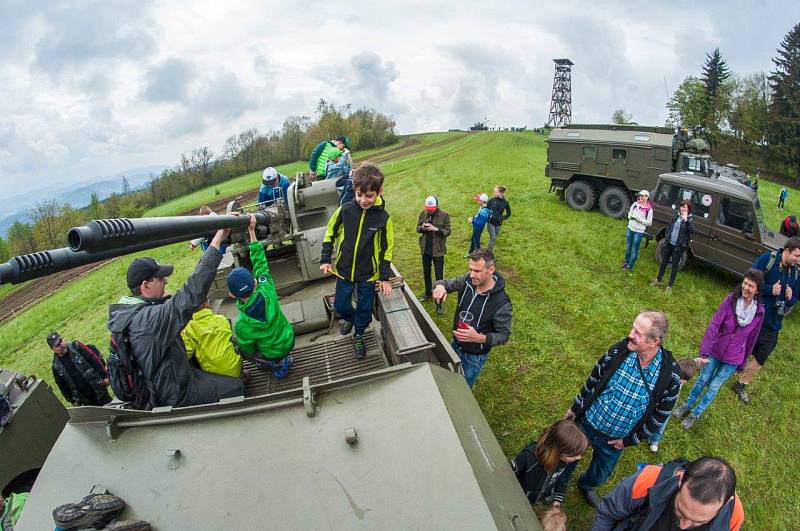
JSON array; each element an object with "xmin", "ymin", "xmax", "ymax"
[{"xmin": 563, "ymin": 311, "xmax": 681, "ymax": 507}]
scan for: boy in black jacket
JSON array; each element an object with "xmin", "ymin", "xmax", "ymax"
[{"xmin": 320, "ymin": 163, "xmax": 394, "ymax": 359}]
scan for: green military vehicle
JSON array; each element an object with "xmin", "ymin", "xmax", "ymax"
[
  {"xmin": 0, "ymin": 369, "xmax": 68, "ymax": 496},
  {"xmin": 2, "ymin": 174, "xmax": 541, "ymax": 530},
  {"xmin": 645, "ymin": 171, "xmax": 787, "ymax": 276},
  {"xmin": 547, "ymin": 124, "xmax": 717, "ymax": 218}
]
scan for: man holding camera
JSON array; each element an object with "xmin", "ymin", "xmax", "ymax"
[{"xmin": 733, "ymin": 236, "xmax": 800, "ymax": 404}]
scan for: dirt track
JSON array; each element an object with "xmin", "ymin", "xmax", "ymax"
[{"xmin": 0, "ymin": 133, "xmax": 472, "ymax": 323}]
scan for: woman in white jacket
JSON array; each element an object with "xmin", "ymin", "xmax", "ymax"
[{"xmin": 622, "ymin": 190, "xmax": 653, "ymax": 272}]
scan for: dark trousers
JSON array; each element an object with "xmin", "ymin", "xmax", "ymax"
[
  {"xmin": 469, "ymin": 226, "xmax": 484, "ymax": 253},
  {"xmin": 334, "ymin": 278, "xmax": 376, "ymax": 336},
  {"xmin": 562, "ymin": 417, "xmax": 623, "ymax": 491},
  {"xmin": 656, "ymin": 242, "xmax": 684, "ymax": 287},
  {"xmin": 421, "ymin": 254, "xmax": 444, "ymax": 296}
]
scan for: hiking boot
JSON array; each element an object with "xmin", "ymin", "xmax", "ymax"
[
  {"xmin": 339, "ymin": 320, "xmax": 354, "ymax": 335},
  {"xmin": 53, "ymin": 493, "xmax": 125, "ymax": 530},
  {"xmin": 105, "ymin": 520, "xmax": 152, "ymax": 531},
  {"xmin": 419, "ymin": 295, "xmax": 431, "ymax": 303},
  {"xmin": 353, "ymin": 335, "xmax": 366, "ymax": 360},
  {"xmin": 273, "ymin": 356, "xmax": 294, "ymax": 380},
  {"xmin": 580, "ymin": 487, "xmax": 602, "ymax": 508},
  {"xmin": 732, "ymin": 381, "xmax": 751, "ymax": 405},
  {"xmin": 649, "ymin": 279, "xmax": 661, "ymax": 287},
  {"xmin": 672, "ymin": 404, "xmax": 690, "ymax": 419},
  {"xmin": 649, "ymin": 442, "xmax": 659, "ymax": 452},
  {"xmin": 436, "ymin": 303, "xmax": 444, "ymax": 316},
  {"xmin": 681, "ymin": 414, "xmax": 698, "ymax": 430}
]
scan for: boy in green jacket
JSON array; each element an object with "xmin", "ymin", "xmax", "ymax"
[
  {"xmin": 227, "ymin": 215, "xmax": 295, "ymax": 378},
  {"xmin": 320, "ymin": 162, "xmax": 394, "ymax": 359}
]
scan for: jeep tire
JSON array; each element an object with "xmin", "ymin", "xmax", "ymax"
[
  {"xmin": 598, "ymin": 186, "xmax": 631, "ymax": 219},
  {"xmin": 565, "ymin": 180, "xmax": 596, "ymax": 212}
]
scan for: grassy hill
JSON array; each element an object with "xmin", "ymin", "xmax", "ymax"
[{"xmin": 1, "ymin": 131, "xmax": 798, "ymax": 528}]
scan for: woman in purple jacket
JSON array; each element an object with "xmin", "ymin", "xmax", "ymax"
[{"xmin": 674, "ymin": 268, "xmax": 765, "ymax": 429}]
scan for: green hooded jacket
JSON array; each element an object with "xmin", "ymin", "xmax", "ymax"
[
  {"xmin": 309, "ymin": 140, "xmax": 342, "ymax": 176},
  {"xmin": 234, "ymin": 242, "xmax": 295, "ymax": 359}
]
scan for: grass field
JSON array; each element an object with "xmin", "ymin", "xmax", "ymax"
[{"xmin": 2, "ymin": 131, "xmax": 799, "ymax": 528}]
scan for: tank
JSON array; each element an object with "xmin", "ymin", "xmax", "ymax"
[
  {"xmin": 0, "ymin": 369, "xmax": 68, "ymax": 496},
  {"xmin": 7, "ymin": 174, "xmax": 541, "ymax": 530}
]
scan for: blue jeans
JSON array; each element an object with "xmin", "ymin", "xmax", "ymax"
[
  {"xmin": 684, "ymin": 357, "xmax": 737, "ymax": 417},
  {"xmin": 562, "ymin": 417, "xmax": 623, "ymax": 491},
  {"xmin": 469, "ymin": 226, "xmax": 484, "ymax": 253},
  {"xmin": 452, "ymin": 340, "xmax": 487, "ymax": 388},
  {"xmin": 624, "ymin": 229, "xmax": 644, "ymax": 269},
  {"xmin": 649, "ymin": 413, "xmax": 671, "ymax": 443},
  {"xmin": 334, "ymin": 278, "xmax": 376, "ymax": 336}
]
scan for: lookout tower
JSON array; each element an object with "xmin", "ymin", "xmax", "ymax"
[{"xmin": 546, "ymin": 59, "xmax": 574, "ymax": 127}]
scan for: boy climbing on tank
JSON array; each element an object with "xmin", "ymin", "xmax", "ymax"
[{"xmin": 227, "ymin": 214, "xmax": 295, "ymax": 378}]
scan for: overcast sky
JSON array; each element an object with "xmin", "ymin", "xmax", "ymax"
[{"xmin": 1, "ymin": 1, "xmax": 798, "ymax": 192}]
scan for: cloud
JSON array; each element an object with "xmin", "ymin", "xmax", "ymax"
[
  {"xmin": 142, "ymin": 58, "xmax": 195, "ymax": 103},
  {"xmin": 32, "ymin": 0, "xmax": 157, "ymax": 79},
  {"xmin": 349, "ymin": 51, "xmax": 399, "ymax": 101}
]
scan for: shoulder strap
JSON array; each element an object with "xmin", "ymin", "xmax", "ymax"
[
  {"xmin": 74, "ymin": 341, "xmax": 106, "ymax": 370},
  {"xmin": 766, "ymin": 251, "xmax": 778, "ymax": 273},
  {"xmin": 632, "ymin": 465, "xmax": 662, "ymax": 498}
]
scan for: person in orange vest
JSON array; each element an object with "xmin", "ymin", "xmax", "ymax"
[{"xmin": 591, "ymin": 456, "xmax": 744, "ymax": 530}]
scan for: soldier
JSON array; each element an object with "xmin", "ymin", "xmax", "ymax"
[{"xmin": 47, "ymin": 332, "xmax": 112, "ymax": 407}]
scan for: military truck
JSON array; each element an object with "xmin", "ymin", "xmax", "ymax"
[
  {"xmin": 0, "ymin": 370, "xmax": 68, "ymax": 496},
  {"xmin": 645, "ymin": 171, "xmax": 787, "ymax": 276},
  {"xmin": 547, "ymin": 124, "xmax": 717, "ymax": 218},
  {"xmin": 2, "ymin": 174, "xmax": 541, "ymax": 530}
]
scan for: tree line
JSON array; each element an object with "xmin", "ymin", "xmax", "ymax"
[
  {"xmin": 0, "ymin": 101, "xmax": 397, "ymax": 261},
  {"xmin": 663, "ymin": 22, "xmax": 800, "ymax": 184}
]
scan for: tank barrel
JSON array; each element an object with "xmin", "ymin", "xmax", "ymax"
[
  {"xmin": 0, "ymin": 234, "xmax": 201, "ymax": 285},
  {"xmin": 68, "ymin": 212, "xmax": 269, "ymax": 253}
]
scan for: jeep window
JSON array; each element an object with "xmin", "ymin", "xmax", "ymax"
[
  {"xmin": 567, "ymin": 132, "xmax": 580, "ymax": 138},
  {"xmin": 654, "ymin": 182, "xmax": 712, "ymax": 218},
  {"xmin": 612, "ymin": 149, "xmax": 627, "ymax": 161},
  {"xmin": 654, "ymin": 148, "xmax": 669, "ymax": 161},
  {"xmin": 582, "ymin": 146, "xmax": 597, "ymax": 160},
  {"xmin": 716, "ymin": 196, "xmax": 755, "ymax": 235}
]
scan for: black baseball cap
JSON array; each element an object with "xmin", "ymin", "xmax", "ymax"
[
  {"xmin": 46, "ymin": 332, "xmax": 63, "ymax": 349},
  {"xmin": 127, "ymin": 257, "xmax": 174, "ymax": 289}
]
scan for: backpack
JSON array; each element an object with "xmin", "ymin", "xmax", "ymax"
[
  {"xmin": 628, "ymin": 459, "xmax": 744, "ymax": 531},
  {"xmin": 765, "ymin": 250, "xmax": 799, "ymax": 284},
  {"xmin": 108, "ymin": 330, "xmax": 150, "ymax": 410}
]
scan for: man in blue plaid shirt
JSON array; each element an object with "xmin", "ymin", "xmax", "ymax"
[{"xmin": 563, "ymin": 311, "xmax": 681, "ymax": 507}]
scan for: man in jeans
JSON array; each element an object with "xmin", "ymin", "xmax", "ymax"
[
  {"xmin": 432, "ymin": 249, "xmax": 512, "ymax": 388},
  {"xmin": 563, "ymin": 311, "xmax": 681, "ymax": 507}
]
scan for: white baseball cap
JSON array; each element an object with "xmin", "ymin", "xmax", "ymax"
[
  {"xmin": 262, "ymin": 167, "xmax": 278, "ymax": 183},
  {"xmin": 477, "ymin": 193, "xmax": 489, "ymax": 202},
  {"xmin": 638, "ymin": 189, "xmax": 650, "ymax": 197}
]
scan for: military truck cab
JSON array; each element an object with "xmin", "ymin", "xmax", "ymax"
[
  {"xmin": 645, "ymin": 172, "xmax": 786, "ymax": 276},
  {"xmin": 547, "ymin": 124, "xmax": 713, "ymax": 219}
]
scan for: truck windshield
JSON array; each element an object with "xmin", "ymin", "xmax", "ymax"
[
  {"xmin": 681, "ymin": 156, "xmax": 707, "ymax": 174},
  {"xmin": 754, "ymin": 198, "xmax": 768, "ymax": 240}
]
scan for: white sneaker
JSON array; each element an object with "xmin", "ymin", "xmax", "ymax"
[{"xmin": 649, "ymin": 442, "xmax": 659, "ymax": 452}]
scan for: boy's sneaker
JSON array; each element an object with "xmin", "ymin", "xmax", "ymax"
[
  {"xmin": 621, "ymin": 262, "xmax": 629, "ymax": 270},
  {"xmin": 339, "ymin": 320, "xmax": 354, "ymax": 335},
  {"xmin": 273, "ymin": 356, "xmax": 294, "ymax": 380},
  {"xmin": 353, "ymin": 335, "xmax": 366, "ymax": 359},
  {"xmin": 665, "ymin": 286, "xmax": 673, "ymax": 294},
  {"xmin": 681, "ymin": 414, "xmax": 698, "ymax": 430},
  {"xmin": 649, "ymin": 279, "xmax": 661, "ymax": 287},
  {"xmin": 649, "ymin": 442, "xmax": 659, "ymax": 452},
  {"xmin": 53, "ymin": 493, "xmax": 125, "ymax": 530},
  {"xmin": 463, "ymin": 252, "xmax": 471, "ymax": 258},
  {"xmin": 436, "ymin": 303, "xmax": 444, "ymax": 316},
  {"xmin": 672, "ymin": 404, "xmax": 689, "ymax": 418},
  {"xmin": 732, "ymin": 381, "xmax": 751, "ymax": 404}
]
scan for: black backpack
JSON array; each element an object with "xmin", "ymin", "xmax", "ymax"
[{"xmin": 108, "ymin": 329, "xmax": 150, "ymax": 410}]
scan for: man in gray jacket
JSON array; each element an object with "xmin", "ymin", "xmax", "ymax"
[{"xmin": 107, "ymin": 228, "xmax": 244, "ymax": 408}]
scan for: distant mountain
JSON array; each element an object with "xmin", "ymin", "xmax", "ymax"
[{"xmin": 0, "ymin": 165, "xmax": 169, "ymax": 239}]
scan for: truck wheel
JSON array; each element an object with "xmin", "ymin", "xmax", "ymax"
[
  {"xmin": 565, "ymin": 181, "xmax": 596, "ymax": 211},
  {"xmin": 598, "ymin": 187, "xmax": 631, "ymax": 219},
  {"xmin": 654, "ymin": 239, "xmax": 689, "ymax": 270}
]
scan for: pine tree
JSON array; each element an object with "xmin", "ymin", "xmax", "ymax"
[
  {"xmin": 700, "ymin": 48, "xmax": 732, "ymax": 144},
  {"xmin": 769, "ymin": 23, "xmax": 800, "ymax": 183}
]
